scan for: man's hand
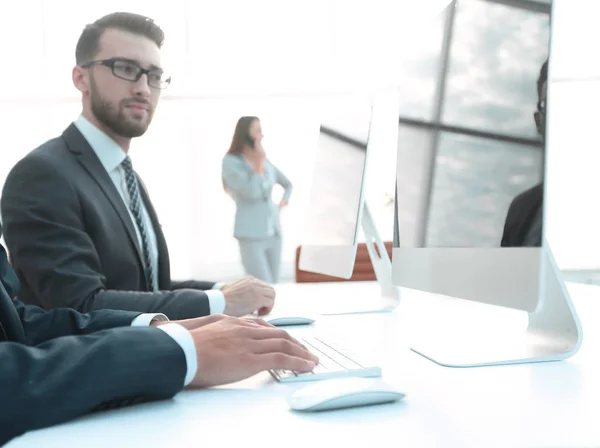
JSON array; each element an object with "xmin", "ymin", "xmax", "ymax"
[
  {"xmin": 221, "ymin": 276, "xmax": 276, "ymax": 317},
  {"xmin": 279, "ymin": 198, "xmax": 288, "ymax": 208},
  {"xmin": 188, "ymin": 316, "xmax": 318, "ymax": 388}
]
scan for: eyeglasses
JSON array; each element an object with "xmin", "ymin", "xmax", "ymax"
[{"xmin": 81, "ymin": 58, "xmax": 171, "ymax": 89}]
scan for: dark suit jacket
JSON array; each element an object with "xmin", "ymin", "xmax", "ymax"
[
  {"xmin": 500, "ymin": 183, "xmax": 543, "ymax": 247},
  {"xmin": 1, "ymin": 124, "xmax": 215, "ymax": 320},
  {"xmin": 0, "ymin": 237, "xmax": 186, "ymax": 445}
]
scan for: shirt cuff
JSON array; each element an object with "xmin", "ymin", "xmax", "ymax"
[
  {"xmin": 212, "ymin": 282, "xmax": 224, "ymax": 290},
  {"xmin": 130, "ymin": 313, "xmax": 169, "ymax": 327},
  {"xmin": 206, "ymin": 290, "xmax": 226, "ymax": 314},
  {"xmin": 155, "ymin": 323, "xmax": 197, "ymax": 387}
]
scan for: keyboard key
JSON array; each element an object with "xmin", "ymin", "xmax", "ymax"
[{"xmin": 269, "ymin": 336, "xmax": 381, "ymax": 383}]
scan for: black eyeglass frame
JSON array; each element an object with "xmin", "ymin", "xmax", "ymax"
[{"xmin": 81, "ymin": 58, "xmax": 171, "ymax": 89}]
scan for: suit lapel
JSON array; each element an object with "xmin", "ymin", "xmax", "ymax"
[{"xmin": 61, "ymin": 124, "xmax": 145, "ymax": 268}]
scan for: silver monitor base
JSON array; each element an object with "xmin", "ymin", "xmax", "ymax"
[
  {"xmin": 561, "ymin": 269, "xmax": 600, "ymax": 286},
  {"xmin": 411, "ymin": 331, "xmax": 576, "ymax": 368},
  {"xmin": 319, "ymin": 202, "xmax": 401, "ymax": 316},
  {"xmin": 410, "ymin": 244, "xmax": 582, "ymax": 367}
]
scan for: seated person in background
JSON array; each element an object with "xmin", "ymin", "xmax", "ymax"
[
  {"xmin": 1, "ymin": 12, "xmax": 274, "ymax": 320},
  {"xmin": 501, "ymin": 59, "xmax": 547, "ymax": 247},
  {"xmin": 0, "ymin": 226, "xmax": 317, "ymax": 445},
  {"xmin": 222, "ymin": 116, "xmax": 292, "ymax": 283}
]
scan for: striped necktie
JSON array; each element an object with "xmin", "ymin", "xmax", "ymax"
[{"xmin": 121, "ymin": 156, "xmax": 156, "ymax": 291}]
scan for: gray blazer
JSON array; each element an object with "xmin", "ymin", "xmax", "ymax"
[{"xmin": 222, "ymin": 154, "xmax": 292, "ymax": 239}]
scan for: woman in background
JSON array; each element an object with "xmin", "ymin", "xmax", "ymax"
[{"xmin": 222, "ymin": 116, "xmax": 292, "ymax": 283}]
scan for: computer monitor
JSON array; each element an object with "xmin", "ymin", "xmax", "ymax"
[
  {"xmin": 298, "ymin": 93, "xmax": 401, "ymax": 314},
  {"xmin": 391, "ymin": 2, "xmax": 581, "ymax": 367}
]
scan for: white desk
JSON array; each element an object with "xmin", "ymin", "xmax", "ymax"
[{"xmin": 8, "ymin": 281, "xmax": 600, "ymax": 448}]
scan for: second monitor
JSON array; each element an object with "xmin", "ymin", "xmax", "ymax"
[
  {"xmin": 391, "ymin": 41, "xmax": 581, "ymax": 367},
  {"xmin": 298, "ymin": 93, "xmax": 401, "ymax": 314}
]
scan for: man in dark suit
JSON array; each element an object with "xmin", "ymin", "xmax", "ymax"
[
  {"xmin": 501, "ymin": 59, "xmax": 548, "ymax": 247},
  {"xmin": 0, "ymin": 224, "xmax": 317, "ymax": 445},
  {"xmin": 1, "ymin": 12, "xmax": 275, "ymax": 320}
]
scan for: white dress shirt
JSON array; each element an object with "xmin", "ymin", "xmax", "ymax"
[
  {"xmin": 74, "ymin": 116, "xmax": 227, "ymax": 386},
  {"xmin": 73, "ymin": 116, "xmax": 225, "ymax": 312},
  {"xmin": 131, "ymin": 313, "xmax": 197, "ymax": 386}
]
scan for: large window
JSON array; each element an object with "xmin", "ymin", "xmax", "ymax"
[
  {"xmin": 324, "ymin": 0, "xmax": 550, "ymax": 252},
  {"xmin": 390, "ymin": 0, "xmax": 550, "ymax": 250},
  {"xmin": 395, "ymin": 126, "xmax": 436, "ymax": 247},
  {"xmin": 442, "ymin": 0, "xmax": 550, "ymax": 138},
  {"xmin": 426, "ymin": 133, "xmax": 543, "ymax": 247}
]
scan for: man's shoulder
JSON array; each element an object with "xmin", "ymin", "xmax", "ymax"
[
  {"xmin": 28, "ymin": 134, "xmax": 70, "ymax": 162},
  {"xmin": 11, "ymin": 134, "xmax": 73, "ymax": 174},
  {"xmin": 509, "ymin": 182, "xmax": 543, "ymax": 211},
  {"xmin": 3, "ymin": 135, "xmax": 75, "ymax": 197}
]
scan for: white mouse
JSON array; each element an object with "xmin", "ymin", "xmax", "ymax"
[
  {"xmin": 264, "ymin": 315, "xmax": 315, "ymax": 326},
  {"xmin": 288, "ymin": 377, "xmax": 405, "ymax": 412}
]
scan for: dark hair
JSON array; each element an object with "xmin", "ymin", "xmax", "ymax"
[
  {"xmin": 226, "ymin": 116, "xmax": 259, "ymax": 155},
  {"xmin": 537, "ymin": 59, "xmax": 548, "ymax": 99},
  {"xmin": 75, "ymin": 12, "xmax": 164, "ymax": 65}
]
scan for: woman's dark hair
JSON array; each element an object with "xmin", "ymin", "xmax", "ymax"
[
  {"xmin": 223, "ymin": 116, "xmax": 260, "ymax": 191},
  {"xmin": 226, "ymin": 116, "xmax": 259, "ymax": 155}
]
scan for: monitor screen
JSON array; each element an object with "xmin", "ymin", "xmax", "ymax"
[
  {"xmin": 301, "ymin": 105, "xmax": 372, "ymax": 247},
  {"xmin": 393, "ymin": 2, "xmax": 548, "ymax": 250},
  {"xmin": 392, "ymin": 0, "xmax": 550, "ymax": 312},
  {"xmin": 297, "ymin": 99, "xmax": 374, "ymax": 279}
]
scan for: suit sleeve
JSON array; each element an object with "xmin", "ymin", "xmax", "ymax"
[
  {"xmin": 171, "ymin": 280, "xmax": 217, "ymax": 291},
  {"xmin": 0, "ymin": 326, "xmax": 186, "ymax": 445},
  {"xmin": 13, "ymin": 299, "xmax": 141, "ymax": 346},
  {"xmin": 272, "ymin": 162, "xmax": 293, "ymax": 201},
  {"xmin": 500, "ymin": 197, "xmax": 518, "ymax": 247},
  {"xmin": 222, "ymin": 155, "xmax": 271, "ymax": 202},
  {"xmin": 500, "ymin": 208, "xmax": 512, "ymax": 247},
  {"xmin": 1, "ymin": 155, "xmax": 210, "ymax": 321}
]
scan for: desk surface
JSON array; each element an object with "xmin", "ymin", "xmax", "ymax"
[{"xmin": 8, "ymin": 281, "xmax": 600, "ymax": 448}]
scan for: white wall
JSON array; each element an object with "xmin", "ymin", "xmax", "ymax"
[{"xmin": 545, "ymin": 0, "xmax": 600, "ymax": 271}]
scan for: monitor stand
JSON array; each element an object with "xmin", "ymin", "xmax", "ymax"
[
  {"xmin": 319, "ymin": 202, "xmax": 401, "ymax": 315},
  {"xmin": 561, "ymin": 269, "xmax": 600, "ymax": 286},
  {"xmin": 410, "ymin": 243, "xmax": 583, "ymax": 367}
]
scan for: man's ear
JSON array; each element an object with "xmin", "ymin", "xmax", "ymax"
[{"xmin": 72, "ymin": 65, "xmax": 90, "ymax": 94}]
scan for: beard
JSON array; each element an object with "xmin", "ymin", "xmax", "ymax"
[{"xmin": 89, "ymin": 77, "xmax": 154, "ymax": 139}]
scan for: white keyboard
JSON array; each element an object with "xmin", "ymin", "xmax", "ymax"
[{"xmin": 269, "ymin": 336, "xmax": 382, "ymax": 383}]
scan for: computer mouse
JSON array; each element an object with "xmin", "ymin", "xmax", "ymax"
[
  {"xmin": 265, "ymin": 315, "xmax": 315, "ymax": 326},
  {"xmin": 287, "ymin": 377, "xmax": 405, "ymax": 412}
]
